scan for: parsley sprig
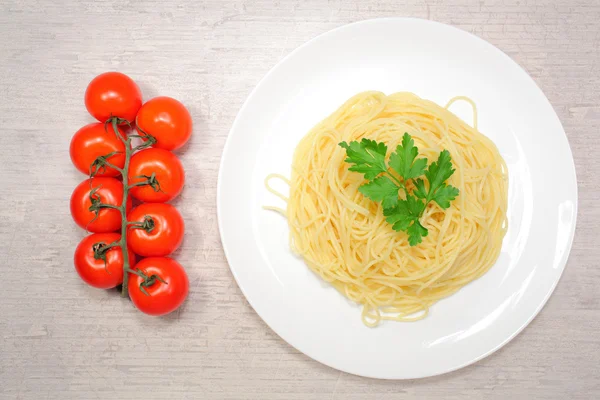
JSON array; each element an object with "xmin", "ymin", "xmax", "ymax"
[{"xmin": 339, "ymin": 133, "xmax": 459, "ymax": 246}]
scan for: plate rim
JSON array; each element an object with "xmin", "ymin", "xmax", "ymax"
[{"xmin": 217, "ymin": 17, "xmax": 578, "ymax": 379}]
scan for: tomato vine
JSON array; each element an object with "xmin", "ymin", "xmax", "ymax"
[{"xmin": 88, "ymin": 117, "xmax": 162, "ymax": 297}]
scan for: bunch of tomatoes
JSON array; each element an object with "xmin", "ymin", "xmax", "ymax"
[{"xmin": 69, "ymin": 72, "xmax": 191, "ymax": 316}]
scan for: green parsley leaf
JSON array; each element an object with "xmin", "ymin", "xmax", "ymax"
[
  {"xmin": 431, "ymin": 184, "xmax": 460, "ymax": 209},
  {"xmin": 407, "ymin": 220, "xmax": 428, "ymax": 246},
  {"xmin": 384, "ymin": 195, "xmax": 428, "ymax": 245},
  {"xmin": 339, "ymin": 138, "xmax": 388, "ymax": 180},
  {"xmin": 413, "ymin": 178, "xmax": 427, "ymax": 199},
  {"xmin": 384, "ymin": 205, "xmax": 414, "ymax": 231},
  {"xmin": 389, "ymin": 133, "xmax": 428, "ymax": 180},
  {"xmin": 413, "ymin": 157, "xmax": 459, "ymax": 209},
  {"xmin": 358, "ymin": 176, "xmax": 399, "ymax": 209},
  {"xmin": 420, "ymin": 149, "xmax": 459, "ymax": 209},
  {"xmin": 384, "ymin": 195, "xmax": 421, "ymax": 227},
  {"xmin": 405, "ymin": 193, "xmax": 426, "ymax": 216},
  {"xmin": 424, "ymin": 150, "xmax": 455, "ymax": 197},
  {"xmin": 339, "ymin": 133, "xmax": 459, "ymax": 247}
]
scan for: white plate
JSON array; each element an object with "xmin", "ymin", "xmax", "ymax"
[{"xmin": 217, "ymin": 18, "xmax": 577, "ymax": 379}]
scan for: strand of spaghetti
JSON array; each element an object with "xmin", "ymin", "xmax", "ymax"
[
  {"xmin": 264, "ymin": 174, "xmax": 290, "ymax": 202},
  {"xmin": 445, "ymin": 95, "xmax": 478, "ymax": 130}
]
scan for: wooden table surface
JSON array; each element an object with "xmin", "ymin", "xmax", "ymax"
[{"xmin": 1, "ymin": 1, "xmax": 599, "ymax": 399}]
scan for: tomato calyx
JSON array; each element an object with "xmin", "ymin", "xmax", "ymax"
[
  {"xmin": 103, "ymin": 117, "xmax": 131, "ymax": 139},
  {"xmin": 103, "ymin": 116, "xmax": 155, "ymax": 154},
  {"xmin": 133, "ymin": 117, "xmax": 158, "ymax": 149},
  {"xmin": 92, "ymin": 240, "xmax": 120, "ymax": 270},
  {"xmin": 88, "ymin": 185, "xmax": 119, "ymax": 213},
  {"xmin": 89, "ymin": 150, "xmax": 123, "ymax": 178},
  {"xmin": 128, "ymin": 266, "xmax": 168, "ymax": 297},
  {"xmin": 136, "ymin": 272, "xmax": 168, "ymax": 296},
  {"xmin": 128, "ymin": 215, "xmax": 156, "ymax": 233},
  {"xmin": 86, "ymin": 185, "xmax": 121, "ymax": 229},
  {"xmin": 130, "ymin": 172, "xmax": 164, "ymax": 193}
]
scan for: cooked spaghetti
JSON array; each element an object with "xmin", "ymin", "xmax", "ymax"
[{"xmin": 265, "ymin": 91, "xmax": 508, "ymax": 326}]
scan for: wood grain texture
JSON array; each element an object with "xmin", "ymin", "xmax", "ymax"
[{"xmin": 0, "ymin": 0, "xmax": 599, "ymax": 398}]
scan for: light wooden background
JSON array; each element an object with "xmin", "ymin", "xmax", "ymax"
[{"xmin": 1, "ymin": 0, "xmax": 599, "ymax": 399}]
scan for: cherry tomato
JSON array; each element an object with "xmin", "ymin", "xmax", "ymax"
[
  {"xmin": 70, "ymin": 123, "xmax": 127, "ymax": 177},
  {"xmin": 74, "ymin": 233, "xmax": 135, "ymax": 289},
  {"xmin": 128, "ymin": 257, "xmax": 189, "ymax": 316},
  {"xmin": 85, "ymin": 72, "xmax": 142, "ymax": 123},
  {"xmin": 127, "ymin": 203, "xmax": 184, "ymax": 257},
  {"xmin": 136, "ymin": 96, "xmax": 193, "ymax": 151},
  {"xmin": 128, "ymin": 148, "xmax": 185, "ymax": 203},
  {"xmin": 70, "ymin": 177, "xmax": 132, "ymax": 232}
]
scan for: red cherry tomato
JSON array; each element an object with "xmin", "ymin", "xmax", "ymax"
[
  {"xmin": 85, "ymin": 72, "xmax": 142, "ymax": 123},
  {"xmin": 136, "ymin": 96, "xmax": 193, "ymax": 151},
  {"xmin": 128, "ymin": 257, "xmax": 189, "ymax": 316},
  {"xmin": 70, "ymin": 177, "xmax": 132, "ymax": 232},
  {"xmin": 128, "ymin": 148, "xmax": 185, "ymax": 203},
  {"xmin": 74, "ymin": 233, "xmax": 135, "ymax": 289},
  {"xmin": 70, "ymin": 123, "xmax": 126, "ymax": 177},
  {"xmin": 127, "ymin": 203, "xmax": 184, "ymax": 257}
]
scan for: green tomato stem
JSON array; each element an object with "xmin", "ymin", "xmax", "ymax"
[
  {"xmin": 88, "ymin": 117, "xmax": 155, "ymax": 298},
  {"xmin": 108, "ymin": 117, "xmax": 133, "ymax": 298}
]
